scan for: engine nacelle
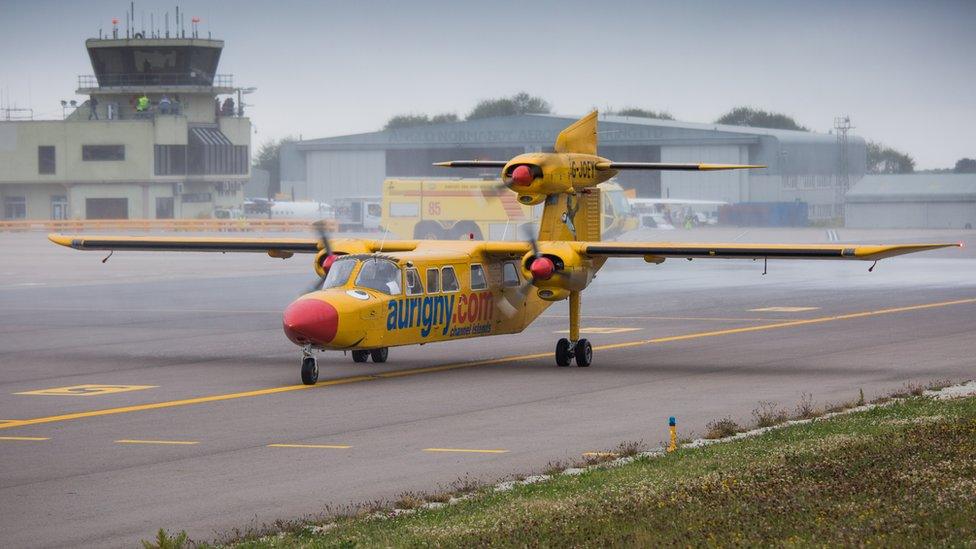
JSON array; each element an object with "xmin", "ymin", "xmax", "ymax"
[{"xmin": 313, "ymin": 250, "xmax": 339, "ymax": 277}]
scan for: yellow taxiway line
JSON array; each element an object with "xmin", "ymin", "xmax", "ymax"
[
  {"xmin": 1, "ymin": 297, "xmax": 973, "ymax": 432},
  {"xmin": 115, "ymin": 439, "xmax": 199, "ymax": 445},
  {"xmin": 267, "ymin": 443, "xmax": 351, "ymax": 449},
  {"xmin": 423, "ymin": 448, "xmax": 509, "ymax": 454},
  {"xmin": 0, "ymin": 435, "xmax": 50, "ymax": 441}
]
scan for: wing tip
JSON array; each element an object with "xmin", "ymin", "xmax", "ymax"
[{"xmin": 48, "ymin": 234, "xmax": 74, "ymax": 248}]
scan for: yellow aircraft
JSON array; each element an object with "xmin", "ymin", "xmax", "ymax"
[{"xmin": 50, "ymin": 111, "xmax": 959, "ymax": 385}]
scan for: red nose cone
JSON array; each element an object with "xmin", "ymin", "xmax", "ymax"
[
  {"xmin": 282, "ymin": 299, "xmax": 339, "ymax": 345},
  {"xmin": 511, "ymin": 165, "xmax": 534, "ymax": 185},
  {"xmin": 529, "ymin": 257, "xmax": 555, "ymax": 281}
]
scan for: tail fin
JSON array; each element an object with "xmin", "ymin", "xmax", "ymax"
[{"xmin": 554, "ymin": 110, "xmax": 598, "ymax": 155}]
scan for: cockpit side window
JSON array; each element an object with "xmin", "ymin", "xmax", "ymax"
[
  {"xmin": 322, "ymin": 258, "xmax": 356, "ymax": 289},
  {"xmin": 405, "ymin": 267, "xmax": 423, "ymax": 296},
  {"xmin": 354, "ymin": 258, "xmax": 402, "ymax": 295},
  {"xmin": 503, "ymin": 261, "xmax": 521, "ymax": 287},
  {"xmin": 441, "ymin": 266, "xmax": 460, "ymax": 292}
]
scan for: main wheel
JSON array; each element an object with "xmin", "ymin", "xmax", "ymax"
[
  {"xmin": 370, "ymin": 347, "xmax": 389, "ymax": 363},
  {"xmin": 301, "ymin": 356, "xmax": 318, "ymax": 385},
  {"xmin": 555, "ymin": 338, "xmax": 572, "ymax": 367},
  {"xmin": 351, "ymin": 350, "xmax": 370, "ymax": 363},
  {"xmin": 574, "ymin": 339, "xmax": 592, "ymax": 367}
]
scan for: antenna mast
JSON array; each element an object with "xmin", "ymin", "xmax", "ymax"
[{"xmin": 833, "ymin": 115, "xmax": 854, "ymax": 220}]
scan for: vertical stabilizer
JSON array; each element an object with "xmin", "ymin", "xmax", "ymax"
[{"xmin": 554, "ymin": 111, "xmax": 598, "ymax": 155}]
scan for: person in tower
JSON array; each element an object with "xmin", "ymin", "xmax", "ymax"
[
  {"xmin": 88, "ymin": 95, "xmax": 99, "ymax": 120},
  {"xmin": 159, "ymin": 95, "xmax": 172, "ymax": 115}
]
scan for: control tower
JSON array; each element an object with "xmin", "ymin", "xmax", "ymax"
[{"xmin": 0, "ymin": 15, "xmax": 252, "ymax": 221}]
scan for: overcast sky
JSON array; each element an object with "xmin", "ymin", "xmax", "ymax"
[{"xmin": 1, "ymin": 0, "xmax": 973, "ymax": 168}]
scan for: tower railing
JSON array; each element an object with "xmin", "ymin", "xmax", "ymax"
[{"xmin": 78, "ymin": 74, "xmax": 233, "ymax": 88}]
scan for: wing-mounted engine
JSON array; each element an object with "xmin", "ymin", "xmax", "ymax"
[{"xmin": 520, "ymin": 240, "xmax": 603, "ymax": 302}]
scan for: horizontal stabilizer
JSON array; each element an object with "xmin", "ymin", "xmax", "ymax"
[
  {"xmin": 596, "ymin": 162, "xmax": 765, "ymax": 171},
  {"xmin": 433, "ymin": 160, "xmax": 508, "ymax": 168}
]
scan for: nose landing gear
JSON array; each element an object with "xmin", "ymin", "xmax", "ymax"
[
  {"xmin": 300, "ymin": 345, "xmax": 318, "ymax": 385},
  {"xmin": 553, "ymin": 291, "xmax": 593, "ymax": 368}
]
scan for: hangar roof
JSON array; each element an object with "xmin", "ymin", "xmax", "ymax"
[
  {"xmin": 296, "ymin": 113, "xmax": 838, "ymax": 151},
  {"xmin": 846, "ymin": 174, "xmax": 976, "ymax": 203}
]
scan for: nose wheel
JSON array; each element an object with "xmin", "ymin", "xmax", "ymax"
[{"xmin": 301, "ymin": 355, "xmax": 318, "ymax": 385}]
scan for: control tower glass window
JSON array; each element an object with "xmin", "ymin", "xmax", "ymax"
[{"xmin": 89, "ymin": 46, "xmax": 220, "ymax": 86}]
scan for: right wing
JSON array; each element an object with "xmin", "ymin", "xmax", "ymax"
[
  {"xmin": 596, "ymin": 162, "xmax": 765, "ymax": 171},
  {"xmin": 432, "ymin": 160, "xmax": 508, "ymax": 169},
  {"xmin": 580, "ymin": 241, "xmax": 960, "ymax": 261}
]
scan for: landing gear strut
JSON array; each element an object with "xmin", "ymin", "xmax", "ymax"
[
  {"xmin": 554, "ymin": 291, "xmax": 592, "ymax": 368},
  {"xmin": 300, "ymin": 345, "xmax": 318, "ymax": 385}
]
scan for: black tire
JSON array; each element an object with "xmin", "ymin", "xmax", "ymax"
[
  {"xmin": 301, "ymin": 356, "xmax": 318, "ymax": 385},
  {"xmin": 574, "ymin": 339, "xmax": 592, "ymax": 368},
  {"xmin": 370, "ymin": 347, "xmax": 389, "ymax": 363},
  {"xmin": 449, "ymin": 222, "xmax": 483, "ymax": 241},
  {"xmin": 352, "ymin": 350, "xmax": 370, "ymax": 363},
  {"xmin": 413, "ymin": 222, "xmax": 445, "ymax": 240},
  {"xmin": 555, "ymin": 338, "xmax": 572, "ymax": 367}
]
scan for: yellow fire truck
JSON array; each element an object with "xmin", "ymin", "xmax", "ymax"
[{"xmin": 381, "ymin": 178, "xmax": 637, "ymax": 240}]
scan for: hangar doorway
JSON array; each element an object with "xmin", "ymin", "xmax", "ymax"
[{"xmin": 86, "ymin": 198, "xmax": 128, "ymax": 219}]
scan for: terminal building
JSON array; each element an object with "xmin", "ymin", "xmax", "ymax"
[
  {"xmin": 281, "ymin": 114, "xmax": 866, "ymax": 221},
  {"xmin": 0, "ymin": 27, "xmax": 250, "ymax": 220}
]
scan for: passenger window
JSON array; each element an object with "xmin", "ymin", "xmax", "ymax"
[
  {"xmin": 405, "ymin": 267, "xmax": 423, "ymax": 296},
  {"xmin": 503, "ymin": 262, "xmax": 521, "ymax": 287},
  {"xmin": 426, "ymin": 268, "xmax": 440, "ymax": 293},
  {"xmin": 470, "ymin": 264, "xmax": 487, "ymax": 290},
  {"xmin": 354, "ymin": 258, "xmax": 402, "ymax": 295},
  {"xmin": 441, "ymin": 266, "xmax": 460, "ymax": 292}
]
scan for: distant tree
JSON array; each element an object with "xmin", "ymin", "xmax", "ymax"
[
  {"xmin": 253, "ymin": 136, "xmax": 297, "ymax": 196},
  {"xmin": 384, "ymin": 112, "xmax": 458, "ymax": 130},
  {"xmin": 467, "ymin": 92, "xmax": 551, "ymax": 120},
  {"xmin": 612, "ymin": 107, "xmax": 674, "ymax": 120},
  {"xmin": 954, "ymin": 157, "xmax": 976, "ymax": 173},
  {"xmin": 867, "ymin": 141, "xmax": 915, "ymax": 174},
  {"xmin": 715, "ymin": 107, "xmax": 809, "ymax": 131},
  {"xmin": 430, "ymin": 113, "xmax": 459, "ymax": 124}
]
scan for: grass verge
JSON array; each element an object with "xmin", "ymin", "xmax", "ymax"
[{"xmin": 225, "ymin": 394, "xmax": 976, "ymax": 547}]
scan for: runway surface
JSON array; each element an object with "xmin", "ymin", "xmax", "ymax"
[{"xmin": 1, "ymin": 229, "xmax": 974, "ymax": 547}]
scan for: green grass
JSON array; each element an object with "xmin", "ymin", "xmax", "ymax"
[{"xmin": 224, "ymin": 395, "xmax": 976, "ymax": 547}]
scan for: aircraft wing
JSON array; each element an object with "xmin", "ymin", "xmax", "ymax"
[
  {"xmin": 579, "ymin": 241, "xmax": 960, "ymax": 261},
  {"xmin": 432, "ymin": 160, "xmax": 508, "ymax": 168},
  {"xmin": 596, "ymin": 162, "xmax": 765, "ymax": 171},
  {"xmin": 48, "ymin": 234, "xmax": 419, "ymax": 256}
]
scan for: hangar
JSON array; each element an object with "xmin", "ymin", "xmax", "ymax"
[
  {"xmin": 281, "ymin": 113, "xmax": 866, "ymax": 221},
  {"xmin": 845, "ymin": 174, "xmax": 976, "ymax": 229}
]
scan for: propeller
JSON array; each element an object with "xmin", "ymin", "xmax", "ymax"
[
  {"xmin": 305, "ymin": 221, "xmax": 335, "ymax": 293},
  {"xmin": 521, "ymin": 224, "xmax": 557, "ymax": 282}
]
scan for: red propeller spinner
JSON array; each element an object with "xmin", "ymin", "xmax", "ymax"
[
  {"xmin": 511, "ymin": 165, "xmax": 534, "ymax": 185},
  {"xmin": 529, "ymin": 256, "xmax": 555, "ymax": 281}
]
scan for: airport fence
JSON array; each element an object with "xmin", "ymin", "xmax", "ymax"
[{"xmin": 0, "ymin": 218, "xmax": 339, "ymax": 233}]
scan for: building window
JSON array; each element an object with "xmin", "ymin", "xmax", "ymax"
[
  {"xmin": 3, "ymin": 196, "xmax": 27, "ymax": 219},
  {"xmin": 154, "ymin": 145, "xmax": 187, "ymax": 175},
  {"xmin": 82, "ymin": 144, "xmax": 125, "ymax": 161},
  {"xmin": 38, "ymin": 146, "xmax": 55, "ymax": 174}
]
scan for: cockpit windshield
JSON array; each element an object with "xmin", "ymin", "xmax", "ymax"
[
  {"xmin": 321, "ymin": 257, "xmax": 357, "ymax": 289},
  {"xmin": 354, "ymin": 258, "xmax": 402, "ymax": 295}
]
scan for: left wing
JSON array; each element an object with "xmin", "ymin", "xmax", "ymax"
[
  {"xmin": 579, "ymin": 241, "xmax": 960, "ymax": 261},
  {"xmin": 48, "ymin": 234, "xmax": 418, "ymax": 258}
]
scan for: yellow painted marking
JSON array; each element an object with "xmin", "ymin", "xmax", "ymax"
[
  {"xmin": 115, "ymin": 439, "xmax": 199, "ymax": 445},
  {"xmin": 16, "ymin": 384, "xmax": 157, "ymax": 396},
  {"xmin": 555, "ymin": 327, "xmax": 640, "ymax": 335},
  {"xmin": 750, "ymin": 306, "xmax": 820, "ymax": 313},
  {"xmin": 267, "ymin": 443, "xmax": 351, "ymax": 449},
  {"xmin": 0, "ymin": 297, "xmax": 972, "ymax": 432},
  {"xmin": 0, "ymin": 436, "xmax": 50, "ymax": 441},
  {"xmin": 423, "ymin": 448, "xmax": 509, "ymax": 454}
]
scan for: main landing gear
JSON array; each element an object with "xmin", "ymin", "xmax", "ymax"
[
  {"xmin": 352, "ymin": 347, "xmax": 388, "ymax": 364},
  {"xmin": 554, "ymin": 291, "xmax": 593, "ymax": 368}
]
